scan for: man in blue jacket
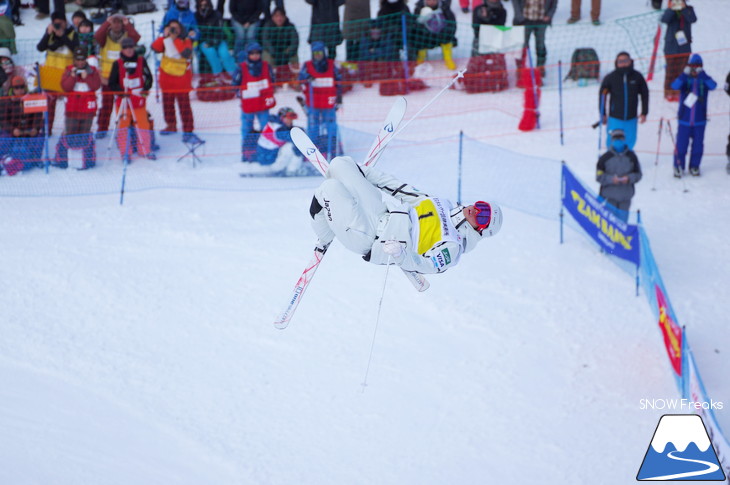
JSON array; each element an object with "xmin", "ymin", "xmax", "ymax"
[{"xmin": 671, "ymin": 53, "xmax": 716, "ymax": 177}]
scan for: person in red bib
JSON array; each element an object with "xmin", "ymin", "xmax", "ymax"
[
  {"xmin": 297, "ymin": 41, "xmax": 342, "ymax": 159},
  {"xmin": 233, "ymin": 42, "xmax": 276, "ymax": 162},
  {"xmin": 151, "ymin": 20, "xmax": 202, "ymax": 144},
  {"xmin": 108, "ymin": 37, "xmax": 155, "ymax": 161},
  {"xmin": 54, "ymin": 46, "xmax": 101, "ymax": 170}
]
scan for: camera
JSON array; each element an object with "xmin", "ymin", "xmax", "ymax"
[
  {"xmin": 169, "ymin": 27, "xmax": 178, "ymax": 35},
  {"xmin": 75, "ymin": 69, "xmax": 85, "ymax": 75},
  {"xmin": 53, "ymin": 21, "xmax": 63, "ymax": 29}
]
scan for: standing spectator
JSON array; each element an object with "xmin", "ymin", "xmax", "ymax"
[
  {"xmin": 598, "ymin": 51, "xmax": 649, "ymax": 150},
  {"xmin": 596, "ymin": 128, "xmax": 642, "ymax": 220},
  {"xmin": 161, "ymin": 0, "xmax": 200, "ymax": 42},
  {"xmin": 108, "ymin": 38, "xmax": 156, "ymax": 161},
  {"xmin": 306, "ymin": 0, "xmax": 345, "ymax": 60},
  {"xmin": 196, "ymin": 0, "xmax": 237, "ymax": 81},
  {"xmin": 725, "ymin": 70, "xmax": 730, "ymax": 174},
  {"xmin": 234, "ymin": 42, "xmax": 276, "ymax": 162},
  {"xmin": 510, "ymin": 0, "xmax": 525, "ymax": 25},
  {"xmin": 71, "ymin": 10, "xmax": 87, "ymax": 31},
  {"xmin": 670, "ymin": 54, "xmax": 716, "ymax": 177},
  {"xmin": 661, "ymin": 0, "xmax": 696, "ymax": 101},
  {"xmin": 376, "ymin": 0, "xmax": 411, "ymax": 59},
  {"xmin": 413, "ymin": 0, "xmax": 458, "ymax": 70},
  {"xmin": 457, "ymin": 0, "xmax": 482, "ymax": 14},
  {"xmin": 342, "ymin": 0, "xmax": 370, "ymax": 62},
  {"xmin": 520, "ymin": 0, "xmax": 556, "ymax": 73},
  {"xmin": 567, "ymin": 0, "xmax": 600, "ymax": 25},
  {"xmin": 230, "ymin": 0, "xmax": 263, "ymax": 58},
  {"xmin": 298, "ymin": 41, "xmax": 342, "ymax": 158},
  {"xmin": 34, "ymin": 0, "xmax": 64, "ymax": 20},
  {"xmin": 471, "ymin": 0, "xmax": 507, "ymax": 55},
  {"xmin": 54, "ymin": 46, "xmax": 101, "ymax": 170},
  {"xmin": 260, "ymin": 7, "xmax": 300, "ymax": 86},
  {"xmin": 37, "ymin": 11, "xmax": 79, "ymax": 137},
  {"xmin": 0, "ymin": 77, "xmax": 44, "ymax": 176},
  {"xmin": 94, "ymin": 13, "xmax": 141, "ymax": 139},
  {"xmin": 358, "ymin": 19, "xmax": 397, "ymax": 85},
  {"xmin": 151, "ymin": 20, "xmax": 202, "ymax": 144},
  {"xmin": 76, "ymin": 19, "xmax": 96, "ymax": 59}
]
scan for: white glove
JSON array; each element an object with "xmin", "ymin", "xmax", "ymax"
[{"xmin": 382, "ymin": 240, "xmax": 404, "ymax": 258}]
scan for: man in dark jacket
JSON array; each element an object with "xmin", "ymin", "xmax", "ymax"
[
  {"xmin": 670, "ymin": 53, "xmax": 716, "ymax": 177},
  {"xmin": 598, "ymin": 51, "xmax": 649, "ymax": 150},
  {"xmin": 596, "ymin": 128, "xmax": 642, "ymax": 220},
  {"xmin": 37, "ymin": 11, "xmax": 79, "ymax": 136},
  {"xmin": 306, "ymin": 0, "xmax": 345, "ymax": 60},
  {"xmin": 230, "ymin": 0, "xmax": 263, "ymax": 56},
  {"xmin": 661, "ymin": 0, "xmax": 696, "ymax": 101}
]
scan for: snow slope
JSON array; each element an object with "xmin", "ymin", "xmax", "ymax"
[{"xmin": 1, "ymin": 0, "xmax": 729, "ymax": 484}]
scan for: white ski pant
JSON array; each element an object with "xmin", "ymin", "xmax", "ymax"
[{"xmin": 314, "ymin": 156, "xmax": 387, "ymax": 255}]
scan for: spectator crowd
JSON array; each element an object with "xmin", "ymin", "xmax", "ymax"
[{"xmin": 0, "ymin": 0, "xmax": 727, "ymax": 191}]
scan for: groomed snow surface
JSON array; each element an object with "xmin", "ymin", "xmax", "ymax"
[{"xmin": 2, "ymin": 0, "xmax": 729, "ymax": 484}]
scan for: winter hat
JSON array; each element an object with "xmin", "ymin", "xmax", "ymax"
[
  {"xmin": 176, "ymin": 0, "xmax": 190, "ymax": 9},
  {"xmin": 450, "ymin": 202, "xmax": 503, "ymax": 254},
  {"xmin": 277, "ymin": 107, "xmax": 298, "ymax": 120},
  {"xmin": 246, "ymin": 42, "xmax": 262, "ymax": 55},
  {"xmin": 51, "ymin": 11, "xmax": 67, "ymax": 23},
  {"xmin": 688, "ymin": 53, "xmax": 703, "ymax": 67},
  {"xmin": 311, "ymin": 41, "xmax": 326, "ymax": 56},
  {"xmin": 610, "ymin": 128, "xmax": 626, "ymax": 140},
  {"xmin": 0, "ymin": 47, "xmax": 11, "ymax": 59},
  {"xmin": 121, "ymin": 37, "xmax": 136, "ymax": 49},
  {"xmin": 73, "ymin": 46, "xmax": 87, "ymax": 60}
]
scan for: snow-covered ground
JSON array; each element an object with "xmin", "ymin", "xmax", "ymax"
[{"xmin": 1, "ymin": 0, "xmax": 729, "ymax": 484}]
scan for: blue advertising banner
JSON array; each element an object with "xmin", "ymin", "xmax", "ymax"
[{"xmin": 561, "ymin": 164, "xmax": 641, "ymax": 266}]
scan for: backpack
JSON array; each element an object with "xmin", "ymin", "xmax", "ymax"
[
  {"xmin": 463, "ymin": 54, "xmax": 508, "ymax": 93},
  {"xmin": 565, "ymin": 48, "xmax": 600, "ymax": 81}
]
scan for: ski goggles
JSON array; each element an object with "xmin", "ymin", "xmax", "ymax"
[{"xmin": 474, "ymin": 201, "xmax": 492, "ymax": 233}]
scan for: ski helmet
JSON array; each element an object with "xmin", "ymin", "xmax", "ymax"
[
  {"xmin": 278, "ymin": 107, "xmax": 298, "ymax": 120},
  {"xmin": 450, "ymin": 201, "xmax": 503, "ymax": 253},
  {"xmin": 246, "ymin": 42, "xmax": 263, "ymax": 55}
]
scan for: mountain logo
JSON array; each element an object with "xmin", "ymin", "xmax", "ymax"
[{"xmin": 637, "ymin": 414, "xmax": 726, "ymax": 481}]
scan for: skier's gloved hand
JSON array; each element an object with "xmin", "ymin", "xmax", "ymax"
[{"xmin": 382, "ymin": 240, "xmax": 404, "ymax": 258}]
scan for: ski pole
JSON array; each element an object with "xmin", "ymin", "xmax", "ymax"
[
  {"xmin": 119, "ymin": 97, "xmax": 133, "ymax": 205},
  {"xmin": 361, "ymin": 254, "xmax": 392, "ymax": 393},
  {"xmin": 651, "ymin": 117, "xmax": 664, "ymax": 191},
  {"xmin": 367, "ymin": 69, "xmax": 465, "ymax": 164},
  {"xmin": 665, "ymin": 119, "xmax": 688, "ymax": 193}
]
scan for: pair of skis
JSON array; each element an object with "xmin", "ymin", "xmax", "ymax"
[{"xmin": 274, "ymin": 97, "xmax": 429, "ymax": 330}]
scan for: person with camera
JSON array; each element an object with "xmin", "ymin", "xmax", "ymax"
[
  {"xmin": 36, "ymin": 11, "xmax": 79, "ymax": 137},
  {"xmin": 94, "ymin": 13, "xmax": 142, "ymax": 139},
  {"xmin": 108, "ymin": 37, "xmax": 156, "ymax": 161},
  {"xmin": 0, "ymin": 76, "xmax": 44, "ymax": 176},
  {"xmin": 54, "ymin": 46, "xmax": 101, "ymax": 170},
  {"xmin": 152, "ymin": 20, "xmax": 202, "ymax": 144},
  {"xmin": 670, "ymin": 54, "xmax": 716, "ymax": 178},
  {"xmin": 661, "ymin": 0, "xmax": 696, "ymax": 101}
]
